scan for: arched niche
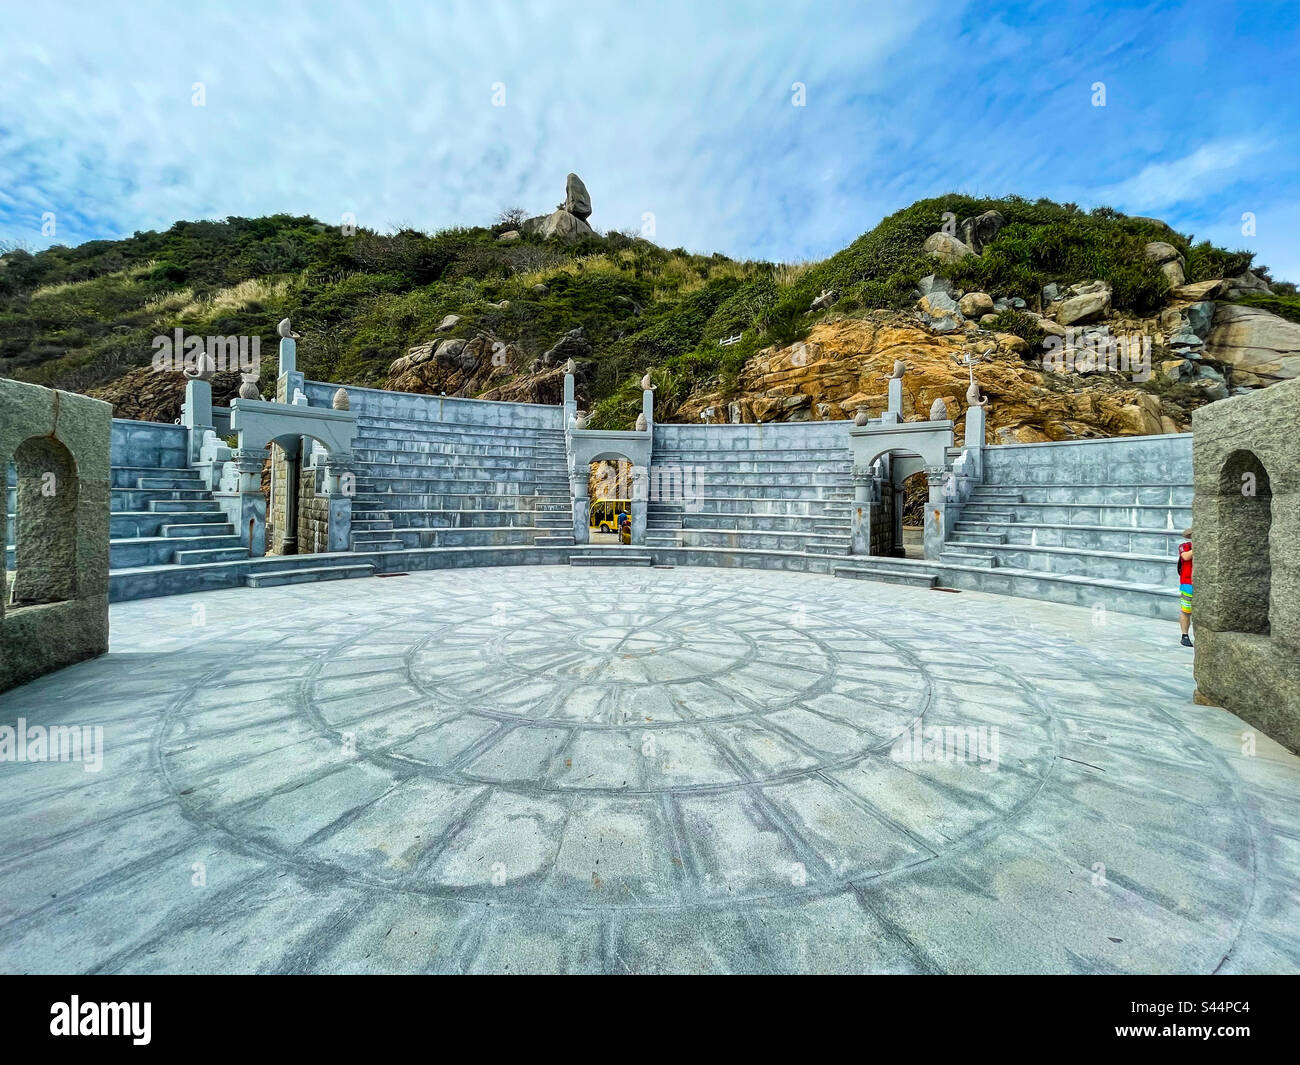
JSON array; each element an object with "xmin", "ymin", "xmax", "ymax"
[
  {"xmin": 1214, "ymin": 449, "xmax": 1273, "ymax": 635},
  {"xmin": 9, "ymin": 435, "xmax": 80, "ymax": 606}
]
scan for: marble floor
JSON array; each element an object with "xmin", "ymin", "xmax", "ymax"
[{"xmin": 1, "ymin": 565, "xmax": 1298, "ymax": 973}]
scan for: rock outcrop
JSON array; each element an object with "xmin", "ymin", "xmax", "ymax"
[
  {"xmin": 541, "ymin": 326, "xmax": 594, "ymax": 367},
  {"xmin": 88, "ymin": 366, "xmax": 246, "ymax": 423},
  {"xmin": 1204, "ymin": 304, "xmax": 1300, "ymax": 385},
  {"xmin": 522, "ymin": 173, "xmax": 596, "ymax": 242},
  {"xmin": 387, "ymin": 332, "xmax": 525, "ymax": 395},
  {"xmin": 674, "ymin": 315, "xmax": 1190, "ymax": 444}
]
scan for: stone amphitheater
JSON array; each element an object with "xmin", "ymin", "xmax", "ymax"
[{"xmin": 1, "ymin": 330, "xmax": 1298, "ymax": 974}]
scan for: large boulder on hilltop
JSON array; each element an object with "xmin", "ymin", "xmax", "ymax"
[
  {"xmin": 521, "ymin": 172, "xmax": 596, "ymax": 241},
  {"xmin": 958, "ymin": 210, "xmax": 1005, "ymax": 254},
  {"xmin": 923, "ymin": 232, "xmax": 974, "ymax": 264},
  {"xmin": 529, "ymin": 208, "xmax": 595, "ymax": 242},
  {"xmin": 563, "ymin": 173, "xmax": 592, "ymax": 220},
  {"xmin": 1204, "ymin": 304, "xmax": 1300, "ymax": 385},
  {"xmin": 1056, "ymin": 281, "xmax": 1112, "ymax": 325}
]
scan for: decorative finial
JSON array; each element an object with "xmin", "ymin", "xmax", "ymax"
[
  {"xmin": 854, "ymin": 404, "xmax": 870, "ymax": 427},
  {"xmin": 238, "ymin": 377, "xmax": 261, "ymax": 400},
  {"xmin": 565, "ymin": 357, "xmax": 576, "ymax": 375},
  {"xmin": 929, "ymin": 397, "xmax": 948, "ymax": 421},
  {"xmin": 573, "ymin": 410, "xmax": 589, "ymax": 430},
  {"xmin": 277, "ymin": 317, "xmax": 301, "ymax": 340},
  {"xmin": 641, "ymin": 372, "xmax": 656, "ymax": 391},
  {"xmin": 332, "ymin": 387, "xmax": 350, "ymax": 411},
  {"xmin": 892, "ymin": 359, "xmax": 907, "ymax": 379},
  {"xmin": 635, "ymin": 412, "xmax": 648, "ymax": 431}
]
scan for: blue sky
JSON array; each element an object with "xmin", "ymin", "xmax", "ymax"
[{"xmin": 2, "ymin": 0, "xmax": 1297, "ymax": 279}]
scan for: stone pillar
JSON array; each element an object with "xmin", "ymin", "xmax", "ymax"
[
  {"xmin": 964, "ymin": 403, "xmax": 986, "ymax": 482},
  {"xmin": 888, "ymin": 377, "xmax": 903, "ymax": 416},
  {"xmin": 570, "ymin": 460, "xmax": 589, "ymax": 545},
  {"xmin": 850, "ymin": 466, "xmax": 871, "ymax": 554},
  {"xmin": 181, "ymin": 377, "xmax": 214, "ymax": 463},
  {"xmin": 278, "ymin": 334, "xmax": 297, "ymax": 377},
  {"xmin": 323, "ymin": 453, "xmax": 354, "ymax": 552},
  {"xmin": 217, "ymin": 447, "xmax": 269, "ymax": 557},
  {"xmin": 630, "ymin": 465, "xmax": 648, "ymax": 546},
  {"xmin": 642, "ymin": 388, "xmax": 655, "ymax": 430},
  {"xmin": 563, "ymin": 371, "xmax": 576, "ymax": 428},
  {"xmin": 922, "ymin": 464, "xmax": 950, "ymax": 560}
]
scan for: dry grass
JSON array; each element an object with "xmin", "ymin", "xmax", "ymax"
[{"xmin": 177, "ymin": 277, "xmax": 290, "ymax": 319}]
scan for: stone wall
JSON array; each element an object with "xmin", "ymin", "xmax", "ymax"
[
  {"xmin": 1192, "ymin": 378, "xmax": 1300, "ymax": 752},
  {"xmin": 297, "ymin": 466, "xmax": 330, "ymax": 554},
  {"xmin": 109, "ymin": 419, "xmax": 188, "ymax": 469},
  {"xmin": 1, "ymin": 380, "xmax": 111, "ymax": 693},
  {"xmin": 983, "ymin": 433, "xmax": 1193, "ymax": 485},
  {"xmin": 304, "ymin": 380, "xmax": 562, "ymax": 429}
]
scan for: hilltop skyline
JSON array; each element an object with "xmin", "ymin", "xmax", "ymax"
[{"xmin": 2, "ymin": 0, "xmax": 1297, "ymax": 279}]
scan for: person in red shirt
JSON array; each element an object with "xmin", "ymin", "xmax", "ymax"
[{"xmin": 1177, "ymin": 528, "xmax": 1194, "ymax": 647}]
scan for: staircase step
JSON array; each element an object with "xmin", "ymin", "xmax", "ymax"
[
  {"xmin": 353, "ymin": 539, "xmax": 404, "ymax": 552},
  {"xmin": 161, "ymin": 522, "xmax": 236, "ymax": 538},
  {"xmin": 941, "ymin": 550, "xmax": 997, "ymax": 568},
  {"xmin": 834, "ymin": 563, "xmax": 938, "ymax": 588},
  {"xmin": 172, "ymin": 546, "xmax": 250, "ymax": 565},
  {"xmin": 533, "ymin": 535, "xmax": 575, "ymax": 546},
  {"xmin": 245, "ymin": 564, "xmax": 376, "ymax": 589},
  {"xmin": 569, "ymin": 554, "xmax": 654, "ymax": 567}
]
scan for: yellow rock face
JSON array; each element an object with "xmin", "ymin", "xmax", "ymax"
[{"xmin": 675, "ymin": 314, "xmax": 1189, "ymax": 443}]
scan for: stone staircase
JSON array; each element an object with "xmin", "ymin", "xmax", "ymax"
[
  {"xmin": 644, "ymin": 443, "xmax": 854, "ymax": 557},
  {"xmin": 931, "ymin": 479, "xmax": 1191, "ymax": 616},
  {"xmin": 348, "ymin": 416, "xmax": 575, "ymax": 552},
  {"xmin": 109, "ymin": 466, "xmax": 249, "ymax": 569},
  {"xmin": 106, "ymin": 464, "xmax": 376, "ymax": 600}
]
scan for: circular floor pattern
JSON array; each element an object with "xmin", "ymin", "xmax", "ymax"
[{"xmin": 2, "ymin": 566, "xmax": 1298, "ymax": 974}]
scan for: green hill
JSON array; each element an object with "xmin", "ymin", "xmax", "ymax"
[{"xmin": 0, "ymin": 195, "xmax": 1285, "ymax": 428}]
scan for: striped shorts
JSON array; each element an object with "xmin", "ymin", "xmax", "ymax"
[{"xmin": 1180, "ymin": 583, "xmax": 1193, "ymax": 615}]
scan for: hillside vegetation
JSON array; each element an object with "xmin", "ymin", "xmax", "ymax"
[{"xmin": 0, "ymin": 194, "xmax": 1285, "ymax": 428}]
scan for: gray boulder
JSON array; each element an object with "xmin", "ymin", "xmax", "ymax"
[
  {"xmin": 917, "ymin": 274, "xmax": 955, "ymax": 297},
  {"xmin": 1204, "ymin": 303, "xmax": 1300, "ymax": 385},
  {"xmin": 534, "ymin": 209, "xmax": 594, "ymax": 242},
  {"xmin": 1056, "ymin": 281, "xmax": 1112, "ymax": 326},
  {"xmin": 1222, "ymin": 270, "xmax": 1272, "ymax": 298},
  {"xmin": 435, "ymin": 314, "xmax": 462, "ymax": 332},
  {"xmin": 1184, "ymin": 301, "xmax": 1216, "ymax": 339},
  {"xmin": 958, "ymin": 210, "xmax": 1005, "ymax": 254},
  {"xmin": 562, "ymin": 173, "xmax": 592, "ymax": 220},
  {"xmin": 923, "ymin": 232, "xmax": 974, "ymax": 264},
  {"xmin": 541, "ymin": 326, "xmax": 594, "ymax": 367},
  {"xmin": 958, "ymin": 291, "xmax": 995, "ymax": 318}
]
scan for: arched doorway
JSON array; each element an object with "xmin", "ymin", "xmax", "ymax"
[
  {"xmin": 900, "ymin": 469, "xmax": 929, "ymax": 559},
  {"xmin": 8, "ymin": 436, "xmax": 79, "ymax": 606},
  {"xmin": 862, "ymin": 448, "xmax": 926, "ymax": 558},
  {"xmin": 588, "ymin": 456, "xmax": 633, "ymax": 543},
  {"xmin": 1215, "ymin": 449, "xmax": 1273, "ymax": 634}
]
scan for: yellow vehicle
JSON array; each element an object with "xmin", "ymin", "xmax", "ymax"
[{"xmin": 589, "ymin": 498, "xmax": 631, "ymax": 534}]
